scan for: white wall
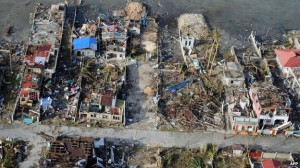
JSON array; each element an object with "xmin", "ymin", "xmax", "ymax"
[
  {"xmin": 259, "ymin": 115, "xmax": 289, "ymax": 125},
  {"xmin": 181, "ymin": 36, "xmax": 195, "ymax": 48},
  {"xmin": 74, "ymin": 49, "xmax": 95, "ymax": 57}
]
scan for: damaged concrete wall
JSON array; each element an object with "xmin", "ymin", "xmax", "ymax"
[{"xmin": 249, "ymin": 31, "xmax": 262, "ymax": 58}]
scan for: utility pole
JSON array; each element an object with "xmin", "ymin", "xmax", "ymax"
[{"xmin": 9, "ymin": 45, "xmax": 13, "ymax": 75}]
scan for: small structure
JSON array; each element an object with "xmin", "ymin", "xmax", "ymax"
[
  {"xmin": 30, "ymin": 3, "xmax": 66, "ymax": 79},
  {"xmin": 249, "ymin": 151, "xmax": 295, "ymax": 168},
  {"xmin": 178, "ymin": 13, "xmax": 209, "ymax": 63},
  {"xmin": 275, "ymin": 49, "xmax": 300, "ymax": 76},
  {"xmin": 178, "ymin": 14, "xmax": 209, "ymax": 47},
  {"xmin": 73, "ymin": 37, "xmax": 97, "ymax": 57},
  {"xmin": 232, "ymin": 144, "xmax": 244, "ymax": 157},
  {"xmin": 223, "ymin": 62, "xmax": 245, "ymax": 87},
  {"xmin": 79, "ymin": 93, "xmax": 125, "ymax": 123},
  {"xmin": 101, "ymin": 23, "xmax": 127, "ymax": 60},
  {"xmin": 249, "ymin": 85, "xmax": 291, "ymax": 126},
  {"xmin": 275, "ymin": 49, "xmax": 300, "ymax": 98}
]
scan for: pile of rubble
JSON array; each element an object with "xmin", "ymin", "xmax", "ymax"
[
  {"xmin": 126, "ymin": 2, "xmax": 146, "ymax": 20},
  {"xmin": 178, "ymin": 13, "xmax": 209, "ymax": 39}
]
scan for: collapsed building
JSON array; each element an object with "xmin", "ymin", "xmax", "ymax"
[
  {"xmin": 16, "ymin": 3, "xmax": 66, "ymax": 123},
  {"xmin": 101, "ymin": 19, "xmax": 127, "ymax": 60},
  {"xmin": 29, "ymin": 3, "xmax": 66, "ymax": 79},
  {"xmin": 47, "ymin": 136, "xmax": 93, "ymax": 167},
  {"xmin": 79, "ymin": 92, "xmax": 125, "ymax": 123},
  {"xmin": 229, "ymin": 84, "xmax": 291, "ymax": 136},
  {"xmin": 226, "ymin": 33, "xmax": 295, "ymax": 136},
  {"xmin": 44, "ymin": 137, "xmax": 130, "ymax": 167},
  {"xmin": 178, "ymin": 13, "xmax": 209, "ymax": 63},
  {"xmin": 158, "ymin": 67, "xmax": 224, "ymax": 131}
]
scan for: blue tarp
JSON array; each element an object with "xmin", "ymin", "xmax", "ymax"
[
  {"xmin": 167, "ymin": 80, "xmax": 190, "ymax": 92},
  {"xmin": 23, "ymin": 118, "xmax": 33, "ymax": 124},
  {"xmin": 40, "ymin": 97, "xmax": 52, "ymax": 110},
  {"xmin": 73, "ymin": 37, "xmax": 97, "ymax": 50}
]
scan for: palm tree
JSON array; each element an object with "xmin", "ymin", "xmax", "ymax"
[
  {"xmin": 206, "ymin": 143, "xmax": 217, "ymax": 168},
  {"xmin": 188, "ymin": 156, "xmax": 205, "ymax": 168}
]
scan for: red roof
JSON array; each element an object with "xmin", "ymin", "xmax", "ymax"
[
  {"xmin": 24, "ymin": 73, "xmax": 33, "ymax": 81},
  {"xmin": 20, "ymin": 89, "xmax": 29, "ymax": 97},
  {"xmin": 22, "ymin": 81, "xmax": 36, "ymax": 88},
  {"xmin": 262, "ymin": 159, "xmax": 281, "ymax": 168},
  {"xmin": 249, "ymin": 151, "xmax": 262, "ymax": 158},
  {"xmin": 37, "ymin": 44, "xmax": 52, "ymax": 51},
  {"xmin": 33, "ymin": 50, "xmax": 49, "ymax": 59},
  {"xmin": 109, "ymin": 108, "xmax": 120, "ymax": 115},
  {"xmin": 24, "ymin": 55, "xmax": 35, "ymax": 63},
  {"xmin": 24, "ymin": 44, "xmax": 51, "ymax": 64},
  {"xmin": 100, "ymin": 94, "xmax": 113, "ymax": 106},
  {"xmin": 275, "ymin": 49, "xmax": 300, "ymax": 68}
]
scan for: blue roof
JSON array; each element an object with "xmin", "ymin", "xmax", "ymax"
[{"xmin": 73, "ymin": 37, "xmax": 97, "ymax": 50}]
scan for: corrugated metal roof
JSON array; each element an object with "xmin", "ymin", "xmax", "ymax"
[
  {"xmin": 73, "ymin": 37, "xmax": 97, "ymax": 50},
  {"xmin": 262, "ymin": 159, "xmax": 281, "ymax": 168},
  {"xmin": 100, "ymin": 94, "xmax": 113, "ymax": 107},
  {"xmin": 275, "ymin": 49, "xmax": 300, "ymax": 68}
]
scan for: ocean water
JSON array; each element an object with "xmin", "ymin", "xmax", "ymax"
[{"xmin": 0, "ymin": 0, "xmax": 299, "ymax": 42}]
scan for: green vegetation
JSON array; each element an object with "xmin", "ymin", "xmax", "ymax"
[{"xmin": 160, "ymin": 144, "xmax": 250, "ymax": 168}]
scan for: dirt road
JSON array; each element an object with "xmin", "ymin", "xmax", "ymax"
[{"xmin": 1, "ymin": 123, "xmax": 300, "ymax": 166}]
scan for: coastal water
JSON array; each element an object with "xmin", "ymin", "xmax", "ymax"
[{"xmin": 0, "ymin": 0, "xmax": 299, "ymax": 42}]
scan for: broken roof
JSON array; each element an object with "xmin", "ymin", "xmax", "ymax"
[
  {"xmin": 73, "ymin": 37, "xmax": 97, "ymax": 50},
  {"xmin": 275, "ymin": 49, "xmax": 300, "ymax": 68},
  {"xmin": 100, "ymin": 94, "xmax": 113, "ymax": 106},
  {"xmin": 224, "ymin": 70, "xmax": 244, "ymax": 79},
  {"xmin": 262, "ymin": 159, "xmax": 281, "ymax": 168}
]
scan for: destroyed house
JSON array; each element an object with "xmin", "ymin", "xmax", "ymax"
[
  {"xmin": 177, "ymin": 13, "xmax": 209, "ymax": 63},
  {"xmin": 178, "ymin": 14, "xmax": 208, "ymax": 49},
  {"xmin": 19, "ymin": 68, "xmax": 42, "ymax": 107},
  {"xmin": 223, "ymin": 62, "xmax": 245, "ymax": 87},
  {"xmin": 24, "ymin": 44, "xmax": 51, "ymax": 66},
  {"xmin": 65, "ymin": 91, "xmax": 80, "ymax": 122},
  {"xmin": 48, "ymin": 137, "xmax": 93, "ymax": 166},
  {"xmin": 24, "ymin": 44, "xmax": 57, "ymax": 78},
  {"xmin": 101, "ymin": 24, "xmax": 127, "ymax": 60},
  {"xmin": 249, "ymin": 86, "xmax": 291, "ymax": 126},
  {"xmin": 249, "ymin": 151, "xmax": 295, "ymax": 168},
  {"xmin": 79, "ymin": 93, "xmax": 125, "ymax": 123},
  {"xmin": 76, "ymin": 23, "xmax": 97, "ymax": 37},
  {"xmin": 73, "ymin": 37, "xmax": 97, "ymax": 57},
  {"xmin": 30, "ymin": 3, "xmax": 66, "ymax": 78},
  {"xmin": 228, "ymin": 91, "xmax": 259, "ymax": 135}
]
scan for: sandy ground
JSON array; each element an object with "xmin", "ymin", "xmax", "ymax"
[{"xmin": 126, "ymin": 61, "xmax": 157, "ymax": 130}]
